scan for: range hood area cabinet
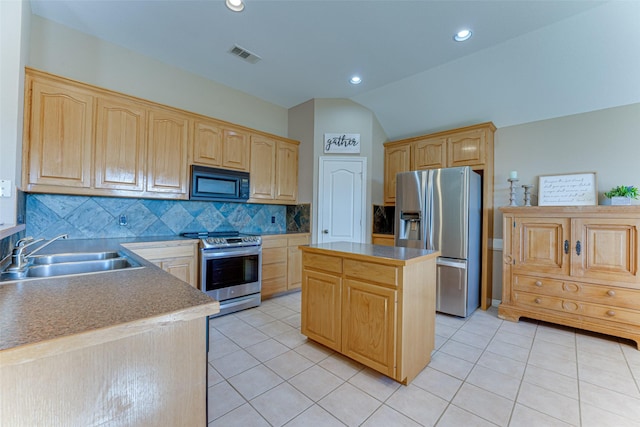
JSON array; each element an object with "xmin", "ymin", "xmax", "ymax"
[
  {"xmin": 382, "ymin": 122, "xmax": 496, "ymax": 311},
  {"xmin": 21, "ymin": 68, "xmax": 299, "ymax": 203}
]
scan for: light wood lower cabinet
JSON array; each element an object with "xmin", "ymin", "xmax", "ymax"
[
  {"xmin": 499, "ymin": 206, "xmax": 640, "ymax": 349},
  {"xmin": 301, "ymin": 245, "xmax": 438, "ymax": 384},
  {"xmin": 123, "ymin": 240, "xmax": 199, "ymax": 288},
  {"xmin": 261, "ymin": 234, "xmax": 310, "ymax": 298}
]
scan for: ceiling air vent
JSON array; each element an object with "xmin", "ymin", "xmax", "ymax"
[{"xmin": 228, "ymin": 45, "xmax": 262, "ymax": 64}]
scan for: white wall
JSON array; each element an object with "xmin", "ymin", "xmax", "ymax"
[
  {"xmin": 491, "ymin": 102, "xmax": 640, "ymax": 299},
  {"xmin": 28, "ymin": 15, "xmax": 289, "ymax": 137},
  {"xmin": 0, "ymin": 0, "xmax": 30, "ymax": 229}
]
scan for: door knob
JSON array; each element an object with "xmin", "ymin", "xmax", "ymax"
[{"xmin": 322, "ymin": 229, "xmax": 329, "ymax": 234}]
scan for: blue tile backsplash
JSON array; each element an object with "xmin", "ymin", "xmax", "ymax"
[{"xmin": 26, "ymin": 194, "xmax": 291, "ymax": 239}]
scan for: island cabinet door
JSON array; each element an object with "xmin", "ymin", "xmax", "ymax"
[
  {"xmin": 342, "ymin": 279, "xmax": 397, "ymax": 378},
  {"xmin": 301, "ymin": 269, "xmax": 342, "ymax": 351}
]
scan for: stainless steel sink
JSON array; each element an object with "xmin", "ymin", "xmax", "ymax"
[
  {"xmin": 30, "ymin": 251, "xmax": 121, "ymax": 265},
  {"xmin": 0, "ymin": 252, "xmax": 142, "ymax": 282}
]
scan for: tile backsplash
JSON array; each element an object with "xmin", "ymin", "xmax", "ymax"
[{"xmin": 26, "ymin": 194, "xmax": 310, "ymax": 239}]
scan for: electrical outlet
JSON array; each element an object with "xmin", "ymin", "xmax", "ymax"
[
  {"xmin": 0, "ymin": 180, "xmax": 12, "ymax": 198},
  {"xmin": 271, "ymin": 216, "xmax": 276, "ymax": 224},
  {"xmin": 119, "ymin": 214, "xmax": 128, "ymax": 226}
]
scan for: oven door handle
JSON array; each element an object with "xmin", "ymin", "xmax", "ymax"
[{"xmin": 201, "ymin": 246, "xmax": 261, "ymax": 260}]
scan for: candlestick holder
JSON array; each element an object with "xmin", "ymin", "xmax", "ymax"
[
  {"xmin": 508, "ymin": 178, "xmax": 519, "ymax": 206},
  {"xmin": 522, "ymin": 185, "xmax": 533, "ymax": 207}
]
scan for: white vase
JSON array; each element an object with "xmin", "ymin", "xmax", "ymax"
[{"xmin": 610, "ymin": 196, "xmax": 631, "ymax": 206}]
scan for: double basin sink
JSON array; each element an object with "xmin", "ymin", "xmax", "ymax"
[{"xmin": 0, "ymin": 251, "xmax": 142, "ymax": 282}]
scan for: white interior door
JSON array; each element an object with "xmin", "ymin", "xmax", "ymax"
[{"xmin": 318, "ymin": 157, "xmax": 366, "ymax": 243}]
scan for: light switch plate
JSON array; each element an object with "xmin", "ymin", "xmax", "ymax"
[{"xmin": 0, "ymin": 180, "xmax": 11, "ymax": 197}]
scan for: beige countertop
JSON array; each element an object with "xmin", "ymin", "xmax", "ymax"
[
  {"xmin": 0, "ymin": 237, "xmax": 218, "ymax": 353},
  {"xmin": 300, "ymin": 242, "xmax": 439, "ymax": 265}
]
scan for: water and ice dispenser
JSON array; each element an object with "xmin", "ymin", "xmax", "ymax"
[{"xmin": 398, "ymin": 211, "xmax": 422, "ymax": 242}]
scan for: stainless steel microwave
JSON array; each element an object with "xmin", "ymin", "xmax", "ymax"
[{"xmin": 190, "ymin": 165, "xmax": 250, "ymax": 202}]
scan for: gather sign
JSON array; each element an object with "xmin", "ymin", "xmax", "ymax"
[{"xmin": 323, "ymin": 133, "xmax": 360, "ymax": 154}]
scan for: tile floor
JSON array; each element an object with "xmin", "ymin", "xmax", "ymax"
[{"xmin": 207, "ymin": 291, "xmax": 640, "ymax": 426}]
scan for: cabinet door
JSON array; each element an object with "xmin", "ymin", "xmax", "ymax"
[
  {"xmin": 275, "ymin": 141, "xmax": 298, "ymax": 202},
  {"xmin": 249, "ymin": 135, "xmax": 276, "ymax": 200},
  {"xmin": 412, "ymin": 137, "xmax": 446, "ymax": 170},
  {"xmin": 301, "ymin": 269, "xmax": 342, "ymax": 351},
  {"xmin": 222, "ymin": 128, "xmax": 250, "ymax": 171},
  {"xmin": 342, "ymin": 279, "xmax": 396, "ymax": 377},
  {"xmin": 384, "ymin": 143, "xmax": 411, "ymax": 204},
  {"xmin": 572, "ymin": 218, "xmax": 640, "ymax": 284},
  {"xmin": 147, "ymin": 109, "xmax": 190, "ymax": 196},
  {"xmin": 27, "ymin": 77, "xmax": 94, "ymax": 188},
  {"xmin": 161, "ymin": 257, "xmax": 197, "ymax": 288},
  {"xmin": 447, "ymin": 128, "xmax": 486, "ymax": 167},
  {"xmin": 192, "ymin": 119, "xmax": 222, "ymax": 167},
  {"xmin": 286, "ymin": 235, "xmax": 309, "ymax": 291},
  {"xmin": 94, "ymin": 96, "xmax": 146, "ymax": 191},
  {"xmin": 513, "ymin": 217, "xmax": 570, "ymax": 276}
]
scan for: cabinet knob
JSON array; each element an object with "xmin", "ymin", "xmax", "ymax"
[
  {"xmin": 607, "ymin": 290, "xmax": 616, "ymax": 297},
  {"xmin": 535, "ymin": 281, "xmax": 542, "ymax": 287},
  {"xmin": 534, "ymin": 298, "xmax": 541, "ymax": 304},
  {"xmin": 606, "ymin": 310, "xmax": 616, "ymax": 317},
  {"xmin": 322, "ymin": 229, "xmax": 329, "ymax": 234}
]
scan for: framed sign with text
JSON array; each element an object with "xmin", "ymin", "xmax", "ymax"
[
  {"xmin": 323, "ymin": 133, "xmax": 360, "ymax": 154},
  {"xmin": 538, "ymin": 172, "xmax": 597, "ymax": 206}
]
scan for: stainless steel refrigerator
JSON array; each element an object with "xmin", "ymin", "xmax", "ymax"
[{"xmin": 395, "ymin": 166, "xmax": 481, "ymax": 317}]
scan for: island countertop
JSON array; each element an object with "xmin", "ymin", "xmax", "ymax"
[
  {"xmin": 0, "ymin": 237, "xmax": 218, "ymax": 358},
  {"xmin": 300, "ymin": 241, "xmax": 439, "ymax": 265}
]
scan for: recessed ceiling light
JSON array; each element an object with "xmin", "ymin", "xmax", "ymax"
[
  {"xmin": 454, "ymin": 29, "xmax": 472, "ymax": 42},
  {"xmin": 225, "ymin": 0, "xmax": 244, "ymax": 12},
  {"xmin": 350, "ymin": 76, "xmax": 362, "ymax": 85}
]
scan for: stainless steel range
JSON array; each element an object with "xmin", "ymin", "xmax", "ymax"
[{"xmin": 182, "ymin": 231, "xmax": 262, "ymax": 317}]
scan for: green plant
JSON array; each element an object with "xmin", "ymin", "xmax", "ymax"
[{"xmin": 604, "ymin": 185, "xmax": 639, "ymax": 199}]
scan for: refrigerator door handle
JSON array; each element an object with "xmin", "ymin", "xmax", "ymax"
[
  {"xmin": 436, "ymin": 258, "xmax": 467, "ymax": 269},
  {"xmin": 427, "ymin": 170, "xmax": 435, "ymax": 250}
]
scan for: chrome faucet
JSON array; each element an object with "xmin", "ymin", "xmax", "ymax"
[{"xmin": 6, "ymin": 234, "xmax": 69, "ymax": 271}]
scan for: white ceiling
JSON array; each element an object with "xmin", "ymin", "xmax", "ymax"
[{"xmin": 30, "ymin": 0, "xmax": 640, "ymax": 140}]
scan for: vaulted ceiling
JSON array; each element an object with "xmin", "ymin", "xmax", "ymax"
[{"xmin": 30, "ymin": 0, "xmax": 640, "ymax": 140}]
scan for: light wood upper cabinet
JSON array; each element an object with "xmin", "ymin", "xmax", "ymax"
[
  {"xmin": 24, "ymin": 74, "xmax": 94, "ymax": 189},
  {"xmin": 448, "ymin": 128, "xmax": 486, "ymax": 167},
  {"xmin": 275, "ymin": 140, "xmax": 299, "ymax": 202},
  {"xmin": 250, "ymin": 135, "xmax": 277, "ymax": 200},
  {"xmin": 383, "ymin": 143, "xmax": 411, "ymax": 205},
  {"xmin": 146, "ymin": 108, "xmax": 190, "ymax": 196},
  {"xmin": 23, "ymin": 68, "xmax": 299, "ymax": 202},
  {"xmin": 250, "ymin": 135, "xmax": 299, "ymax": 203},
  {"xmin": 222, "ymin": 128, "xmax": 250, "ymax": 171},
  {"xmin": 192, "ymin": 120, "xmax": 250, "ymax": 172},
  {"xmin": 94, "ymin": 96, "xmax": 146, "ymax": 191},
  {"xmin": 412, "ymin": 137, "xmax": 446, "ymax": 170}
]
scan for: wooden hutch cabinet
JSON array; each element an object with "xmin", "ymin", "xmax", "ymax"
[{"xmin": 500, "ymin": 206, "xmax": 640, "ymax": 349}]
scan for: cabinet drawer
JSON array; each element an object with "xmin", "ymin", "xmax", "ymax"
[
  {"xmin": 303, "ymin": 252, "xmax": 342, "ymax": 274},
  {"xmin": 514, "ymin": 275, "xmax": 640, "ymax": 311},
  {"xmin": 344, "ymin": 259, "xmax": 398, "ymax": 287},
  {"xmin": 263, "ymin": 262, "xmax": 286, "ymax": 280},
  {"xmin": 124, "ymin": 243, "xmax": 195, "ymax": 260},
  {"xmin": 288, "ymin": 235, "xmax": 310, "ymax": 246},
  {"xmin": 262, "ymin": 237, "xmax": 288, "ymax": 249},
  {"xmin": 263, "ymin": 247, "xmax": 287, "ymax": 264},
  {"xmin": 514, "ymin": 291, "xmax": 640, "ymax": 327}
]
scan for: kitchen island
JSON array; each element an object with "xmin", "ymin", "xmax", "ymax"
[
  {"xmin": 0, "ymin": 238, "xmax": 219, "ymax": 426},
  {"xmin": 300, "ymin": 242, "xmax": 439, "ymax": 385}
]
